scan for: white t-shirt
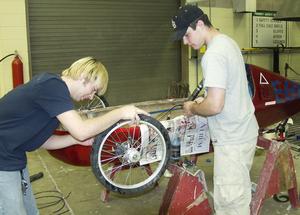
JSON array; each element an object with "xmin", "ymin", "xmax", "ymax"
[{"xmin": 202, "ymin": 34, "xmax": 258, "ymax": 145}]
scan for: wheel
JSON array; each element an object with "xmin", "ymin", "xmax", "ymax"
[
  {"xmin": 97, "ymin": 95, "xmax": 109, "ymax": 108},
  {"xmin": 79, "ymin": 94, "xmax": 109, "ymax": 111},
  {"xmin": 91, "ymin": 114, "xmax": 171, "ymax": 195}
]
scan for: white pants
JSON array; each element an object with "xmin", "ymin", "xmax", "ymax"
[{"xmin": 213, "ymin": 138, "xmax": 257, "ymax": 215}]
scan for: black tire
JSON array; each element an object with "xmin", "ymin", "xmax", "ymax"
[{"xmin": 90, "ymin": 114, "xmax": 171, "ymax": 195}]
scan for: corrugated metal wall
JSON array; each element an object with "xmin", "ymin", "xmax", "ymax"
[{"xmin": 27, "ymin": 0, "xmax": 181, "ymax": 105}]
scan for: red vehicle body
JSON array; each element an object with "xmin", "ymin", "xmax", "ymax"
[{"xmin": 48, "ymin": 64, "xmax": 300, "ymax": 166}]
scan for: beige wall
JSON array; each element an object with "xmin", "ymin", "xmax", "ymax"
[
  {"xmin": 188, "ymin": 7, "xmax": 300, "ymax": 91},
  {"xmin": 0, "ymin": 1, "xmax": 299, "ymax": 98},
  {"xmin": 0, "ymin": 0, "xmax": 29, "ymax": 97}
]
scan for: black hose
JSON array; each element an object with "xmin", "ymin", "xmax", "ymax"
[
  {"xmin": 34, "ymin": 190, "xmax": 71, "ymax": 214},
  {"xmin": 30, "ymin": 172, "xmax": 44, "ymax": 183},
  {"xmin": 188, "ymin": 80, "xmax": 204, "ymax": 101},
  {"xmin": 0, "ymin": 53, "xmax": 15, "ymax": 62},
  {"xmin": 155, "ymin": 80, "xmax": 204, "ymax": 120},
  {"xmin": 273, "ymin": 193, "xmax": 289, "ymax": 203}
]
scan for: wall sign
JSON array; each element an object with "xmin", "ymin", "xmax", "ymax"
[{"xmin": 252, "ymin": 12, "xmax": 287, "ymax": 48}]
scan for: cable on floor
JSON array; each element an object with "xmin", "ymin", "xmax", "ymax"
[{"xmin": 34, "ymin": 190, "xmax": 71, "ymax": 214}]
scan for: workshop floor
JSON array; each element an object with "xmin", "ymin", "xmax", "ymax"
[
  {"xmin": 26, "ymin": 109, "xmax": 300, "ymax": 215},
  {"xmin": 27, "ymin": 143, "xmax": 300, "ymax": 215}
]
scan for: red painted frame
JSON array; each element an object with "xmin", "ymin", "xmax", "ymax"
[{"xmin": 48, "ymin": 64, "xmax": 300, "ymax": 166}]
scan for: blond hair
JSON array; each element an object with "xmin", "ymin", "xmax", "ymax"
[{"xmin": 62, "ymin": 57, "xmax": 108, "ymax": 95}]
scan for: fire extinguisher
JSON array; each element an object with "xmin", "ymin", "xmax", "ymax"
[
  {"xmin": 11, "ymin": 52, "xmax": 24, "ymax": 88},
  {"xmin": 0, "ymin": 51, "xmax": 24, "ymax": 88}
]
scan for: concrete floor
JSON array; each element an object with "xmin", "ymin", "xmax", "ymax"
[{"xmin": 27, "ymin": 143, "xmax": 300, "ymax": 215}]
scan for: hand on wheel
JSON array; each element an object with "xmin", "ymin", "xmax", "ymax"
[
  {"xmin": 119, "ymin": 105, "xmax": 149, "ymax": 124},
  {"xmin": 77, "ymin": 137, "xmax": 95, "ymax": 146}
]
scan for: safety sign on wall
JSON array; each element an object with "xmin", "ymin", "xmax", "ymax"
[{"xmin": 252, "ymin": 12, "xmax": 287, "ymax": 48}]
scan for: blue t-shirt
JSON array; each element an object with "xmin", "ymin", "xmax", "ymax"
[{"xmin": 0, "ymin": 73, "xmax": 74, "ymax": 171}]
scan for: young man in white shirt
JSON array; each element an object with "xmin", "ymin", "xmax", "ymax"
[{"xmin": 171, "ymin": 5, "xmax": 259, "ymax": 215}]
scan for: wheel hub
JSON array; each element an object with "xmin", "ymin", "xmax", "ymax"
[{"xmin": 124, "ymin": 148, "xmax": 141, "ymax": 163}]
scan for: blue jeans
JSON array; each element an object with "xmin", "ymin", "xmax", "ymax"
[{"xmin": 0, "ymin": 167, "xmax": 39, "ymax": 215}]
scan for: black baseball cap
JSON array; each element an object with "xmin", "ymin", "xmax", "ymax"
[{"xmin": 171, "ymin": 5, "xmax": 205, "ymax": 41}]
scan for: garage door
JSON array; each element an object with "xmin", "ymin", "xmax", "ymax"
[{"xmin": 27, "ymin": 0, "xmax": 181, "ymax": 105}]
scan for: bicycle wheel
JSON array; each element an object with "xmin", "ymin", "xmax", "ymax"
[
  {"xmin": 97, "ymin": 95, "xmax": 109, "ymax": 108},
  {"xmin": 79, "ymin": 94, "xmax": 109, "ymax": 111},
  {"xmin": 91, "ymin": 114, "xmax": 171, "ymax": 195}
]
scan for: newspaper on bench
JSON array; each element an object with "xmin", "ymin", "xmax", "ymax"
[
  {"xmin": 139, "ymin": 115, "xmax": 210, "ymax": 165},
  {"xmin": 161, "ymin": 115, "xmax": 210, "ymax": 156}
]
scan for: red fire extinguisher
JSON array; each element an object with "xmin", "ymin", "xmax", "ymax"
[{"xmin": 11, "ymin": 52, "xmax": 24, "ymax": 88}]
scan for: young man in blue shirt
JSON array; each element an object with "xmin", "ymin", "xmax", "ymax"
[{"xmin": 0, "ymin": 56, "xmax": 148, "ymax": 214}]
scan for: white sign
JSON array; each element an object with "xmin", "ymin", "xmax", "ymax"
[{"xmin": 252, "ymin": 14, "xmax": 287, "ymax": 48}]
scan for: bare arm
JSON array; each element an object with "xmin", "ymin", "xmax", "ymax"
[
  {"xmin": 183, "ymin": 87, "xmax": 225, "ymax": 117},
  {"xmin": 57, "ymin": 105, "xmax": 149, "ymax": 141},
  {"xmin": 41, "ymin": 134, "xmax": 94, "ymax": 150}
]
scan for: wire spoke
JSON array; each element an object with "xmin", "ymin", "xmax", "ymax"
[{"xmin": 100, "ymin": 154, "xmax": 123, "ymax": 163}]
